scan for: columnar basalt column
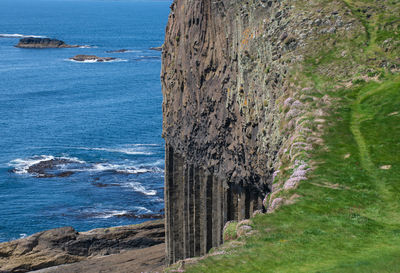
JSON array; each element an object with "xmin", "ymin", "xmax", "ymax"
[{"xmin": 164, "ymin": 145, "xmax": 265, "ymax": 264}]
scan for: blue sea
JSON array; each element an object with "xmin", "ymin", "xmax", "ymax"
[{"xmin": 0, "ymin": 0, "xmax": 170, "ymax": 242}]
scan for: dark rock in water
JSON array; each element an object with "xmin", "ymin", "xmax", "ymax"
[
  {"xmin": 18, "ymin": 158, "xmax": 77, "ymax": 178},
  {"xmin": 57, "ymin": 171, "xmax": 75, "ymax": 178},
  {"xmin": 70, "ymin": 55, "xmax": 117, "ymax": 62},
  {"xmin": 92, "ymin": 182, "xmax": 121, "ymax": 188},
  {"xmin": 15, "ymin": 38, "xmax": 79, "ymax": 48},
  {"xmin": 106, "ymin": 49, "xmax": 130, "ymax": 53},
  {"xmin": 0, "ymin": 220, "xmax": 164, "ymax": 273},
  {"xmin": 149, "ymin": 46, "xmax": 163, "ymax": 51}
]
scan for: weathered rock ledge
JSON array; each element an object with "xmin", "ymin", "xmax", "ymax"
[
  {"xmin": 15, "ymin": 38, "xmax": 79, "ymax": 48},
  {"xmin": 0, "ymin": 220, "xmax": 164, "ymax": 273}
]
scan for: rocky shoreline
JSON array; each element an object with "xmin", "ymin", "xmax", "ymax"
[{"xmin": 0, "ymin": 220, "xmax": 165, "ymax": 273}]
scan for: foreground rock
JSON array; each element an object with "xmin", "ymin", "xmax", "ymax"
[
  {"xmin": 15, "ymin": 38, "xmax": 79, "ymax": 48},
  {"xmin": 0, "ymin": 220, "xmax": 164, "ymax": 273},
  {"xmin": 69, "ymin": 55, "xmax": 117, "ymax": 62},
  {"xmin": 31, "ymin": 244, "xmax": 165, "ymax": 273}
]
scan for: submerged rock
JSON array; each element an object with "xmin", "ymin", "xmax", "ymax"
[
  {"xmin": 69, "ymin": 55, "xmax": 117, "ymax": 62},
  {"xmin": 106, "ymin": 49, "xmax": 130, "ymax": 53},
  {"xmin": 15, "ymin": 38, "xmax": 79, "ymax": 48},
  {"xmin": 0, "ymin": 220, "xmax": 164, "ymax": 273}
]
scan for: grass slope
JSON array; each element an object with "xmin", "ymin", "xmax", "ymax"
[{"xmin": 178, "ymin": 0, "xmax": 400, "ymax": 272}]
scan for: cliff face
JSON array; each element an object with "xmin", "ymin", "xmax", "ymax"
[{"xmin": 162, "ymin": 0, "xmax": 360, "ymax": 264}]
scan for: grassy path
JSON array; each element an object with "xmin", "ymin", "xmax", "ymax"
[{"xmin": 350, "ymin": 87, "xmax": 390, "ymax": 200}]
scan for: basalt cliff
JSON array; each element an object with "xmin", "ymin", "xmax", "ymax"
[{"xmin": 161, "ymin": 0, "xmax": 399, "ymax": 266}]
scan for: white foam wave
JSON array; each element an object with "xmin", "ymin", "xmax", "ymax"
[
  {"xmin": 119, "ymin": 168, "xmax": 153, "ymax": 174},
  {"xmin": 79, "ymin": 146, "xmax": 153, "ymax": 155},
  {"xmin": 9, "ymin": 155, "xmax": 85, "ymax": 174},
  {"xmin": 62, "ymin": 162, "xmax": 154, "ymax": 175},
  {"xmin": 134, "ymin": 206, "xmax": 153, "ymax": 214},
  {"xmin": 9, "ymin": 155, "xmax": 55, "ymax": 174},
  {"xmin": 0, "ymin": 33, "xmax": 46, "ymax": 38},
  {"xmin": 148, "ymin": 160, "xmax": 165, "ymax": 167},
  {"xmin": 129, "ymin": 144, "xmax": 160, "ymax": 146},
  {"xmin": 93, "ymin": 210, "xmax": 129, "ymax": 219},
  {"xmin": 135, "ymin": 56, "xmax": 161, "ymax": 60},
  {"xmin": 87, "ymin": 207, "xmax": 153, "ymax": 219},
  {"xmin": 90, "ymin": 163, "xmax": 152, "ymax": 174},
  {"xmin": 125, "ymin": 182, "xmax": 157, "ymax": 196},
  {"xmin": 78, "ymin": 45, "xmax": 98, "ymax": 49}
]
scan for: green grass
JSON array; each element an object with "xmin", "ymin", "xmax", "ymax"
[{"xmin": 179, "ymin": 0, "xmax": 400, "ymax": 272}]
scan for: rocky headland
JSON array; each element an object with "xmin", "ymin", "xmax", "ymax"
[
  {"xmin": 0, "ymin": 220, "xmax": 165, "ymax": 273},
  {"xmin": 15, "ymin": 38, "xmax": 79, "ymax": 48},
  {"xmin": 69, "ymin": 55, "xmax": 117, "ymax": 62}
]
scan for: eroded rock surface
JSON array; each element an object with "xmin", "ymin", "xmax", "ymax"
[{"xmin": 0, "ymin": 220, "xmax": 164, "ymax": 273}]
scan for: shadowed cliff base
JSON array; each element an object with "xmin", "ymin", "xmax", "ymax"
[{"xmin": 164, "ymin": 145, "xmax": 265, "ymax": 264}]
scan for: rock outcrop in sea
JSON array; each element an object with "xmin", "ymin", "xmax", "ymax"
[
  {"xmin": 69, "ymin": 55, "xmax": 117, "ymax": 62},
  {"xmin": 15, "ymin": 38, "xmax": 79, "ymax": 48}
]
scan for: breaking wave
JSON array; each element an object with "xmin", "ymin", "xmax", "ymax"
[
  {"xmin": 8, "ymin": 155, "xmax": 85, "ymax": 175},
  {"xmin": 124, "ymin": 182, "xmax": 157, "ymax": 196},
  {"xmin": 78, "ymin": 145, "xmax": 156, "ymax": 155},
  {"xmin": 0, "ymin": 33, "xmax": 46, "ymax": 38},
  {"xmin": 82, "ymin": 207, "xmax": 155, "ymax": 219},
  {"xmin": 9, "ymin": 154, "xmax": 162, "ymax": 176}
]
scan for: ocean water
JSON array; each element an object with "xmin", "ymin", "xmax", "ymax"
[{"xmin": 0, "ymin": 0, "xmax": 170, "ymax": 242}]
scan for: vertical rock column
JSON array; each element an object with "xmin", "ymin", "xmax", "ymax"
[
  {"xmin": 165, "ymin": 144, "xmax": 226, "ymax": 264},
  {"xmin": 165, "ymin": 144, "xmax": 264, "ymax": 264}
]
